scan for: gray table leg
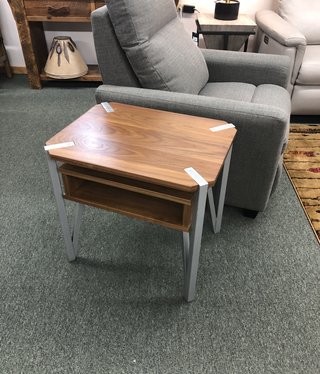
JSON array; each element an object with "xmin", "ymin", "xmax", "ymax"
[
  {"xmin": 183, "ymin": 182, "xmax": 208, "ymax": 302},
  {"xmin": 182, "ymin": 232, "xmax": 189, "ymax": 282},
  {"xmin": 72, "ymin": 203, "xmax": 85, "ymax": 256},
  {"xmin": 46, "ymin": 153, "xmax": 76, "ymax": 261},
  {"xmin": 208, "ymin": 145, "xmax": 233, "ymax": 233}
]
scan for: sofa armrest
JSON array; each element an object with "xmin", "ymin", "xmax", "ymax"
[
  {"xmin": 255, "ymin": 10, "xmax": 307, "ymax": 89},
  {"xmin": 256, "ymin": 10, "xmax": 306, "ymax": 48},
  {"xmin": 201, "ymin": 49, "xmax": 290, "ymax": 88}
]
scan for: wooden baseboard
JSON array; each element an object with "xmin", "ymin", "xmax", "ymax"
[
  {"xmin": 0, "ymin": 66, "xmax": 27, "ymax": 75},
  {"xmin": 11, "ymin": 66, "xmax": 27, "ymax": 74}
]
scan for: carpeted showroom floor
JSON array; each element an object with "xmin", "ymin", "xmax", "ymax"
[{"xmin": 0, "ymin": 76, "xmax": 319, "ymax": 374}]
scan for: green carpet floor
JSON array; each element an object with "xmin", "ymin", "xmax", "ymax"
[{"xmin": 1, "ymin": 76, "xmax": 320, "ymax": 374}]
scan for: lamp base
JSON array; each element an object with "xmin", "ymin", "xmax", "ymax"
[{"xmin": 214, "ymin": 1, "xmax": 240, "ymax": 21}]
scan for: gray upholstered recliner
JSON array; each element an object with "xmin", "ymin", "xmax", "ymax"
[
  {"xmin": 91, "ymin": 0, "xmax": 291, "ymax": 216},
  {"xmin": 255, "ymin": 0, "xmax": 320, "ymax": 115}
]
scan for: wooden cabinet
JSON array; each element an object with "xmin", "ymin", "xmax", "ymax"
[{"xmin": 8, "ymin": 0, "xmax": 104, "ymax": 88}]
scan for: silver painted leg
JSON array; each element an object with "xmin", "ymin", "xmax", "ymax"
[
  {"xmin": 208, "ymin": 145, "xmax": 233, "ymax": 234},
  {"xmin": 72, "ymin": 203, "xmax": 85, "ymax": 256},
  {"xmin": 182, "ymin": 232, "xmax": 189, "ymax": 282},
  {"xmin": 207, "ymin": 187, "xmax": 217, "ymax": 231},
  {"xmin": 46, "ymin": 153, "xmax": 76, "ymax": 261},
  {"xmin": 183, "ymin": 182, "xmax": 208, "ymax": 302}
]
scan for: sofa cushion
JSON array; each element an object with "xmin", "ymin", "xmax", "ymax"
[
  {"xmin": 278, "ymin": 0, "xmax": 320, "ymax": 44},
  {"xmin": 106, "ymin": 0, "xmax": 209, "ymax": 94},
  {"xmin": 296, "ymin": 45, "xmax": 320, "ymax": 85}
]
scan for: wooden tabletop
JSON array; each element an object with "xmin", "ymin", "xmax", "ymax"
[
  {"xmin": 46, "ymin": 103, "xmax": 236, "ymax": 191},
  {"xmin": 197, "ymin": 13, "xmax": 256, "ymax": 32}
]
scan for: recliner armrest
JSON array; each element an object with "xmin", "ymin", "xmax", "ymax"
[
  {"xmin": 256, "ymin": 10, "xmax": 306, "ymax": 48},
  {"xmin": 95, "ymin": 85, "xmax": 290, "ymax": 124},
  {"xmin": 201, "ymin": 49, "xmax": 290, "ymax": 88}
]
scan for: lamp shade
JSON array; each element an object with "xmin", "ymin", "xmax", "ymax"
[{"xmin": 44, "ymin": 36, "xmax": 88, "ymax": 79}]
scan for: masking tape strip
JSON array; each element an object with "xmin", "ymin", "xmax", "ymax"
[
  {"xmin": 44, "ymin": 141, "xmax": 75, "ymax": 151},
  {"xmin": 210, "ymin": 123, "xmax": 235, "ymax": 132},
  {"xmin": 101, "ymin": 102, "xmax": 114, "ymax": 112},
  {"xmin": 184, "ymin": 167, "xmax": 208, "ymax": 187}
]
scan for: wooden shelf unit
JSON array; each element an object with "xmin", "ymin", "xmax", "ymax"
[
  {"xmin": 59, "ymin": 164, "xmax": 194, "ymax": 232},
  {"xmin": 8, "ymin": 0, "xmax": 104, "ymax": 88}
]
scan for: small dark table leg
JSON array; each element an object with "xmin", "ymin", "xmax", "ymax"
[
  {"xmin": 244, "ymin": 38, "xmax": 249, "ymax": 52},
  {"xmin": 223, "ymin": 34, "xmax": 229, "ymax": 50},
  {"xmin": 243, "ymin": 209, "xmax": 259, "ymax": 219}
]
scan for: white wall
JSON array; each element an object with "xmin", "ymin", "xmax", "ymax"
[
  {"xmin": 0, "ymin": 0, "xmax": 25, "ymax": 66},
  {"xmin": 0, "ymin": 0, "xmax": 275, "ymax": 68}
]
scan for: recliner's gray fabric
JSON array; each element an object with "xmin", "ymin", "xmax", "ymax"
[
  {"xmin": 202, "ymin": 49, "xmax": 290, "ymax": 88},
  {"xmin": 105, "ymin": 0, "xmax": 209, "ymax": 94},
  {"xmin": 92, "ymin": 4, "xmax": 291, "ymax": 213},
  {"xmin": 199, "ymin": 82, "xmax": 256, "ymax": 102},
  {"xmin": 91, "ymin": 5, "xmax": 140, "ymax": 87}
]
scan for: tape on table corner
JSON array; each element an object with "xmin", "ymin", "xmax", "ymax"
[
  {"xmin": 210, "ymin": 123, "xmax": 235, "ymax": 132},
  {"xmin": 44, "ymin": 141, "xmax": 75, "ymax": 151},
  {"xmin": 101, "ymin": 102, "xmax": 114, "ymax": 112},
  {"xmin": 184, "ymin": 167, "xmax": 208, "ymax": 186}
]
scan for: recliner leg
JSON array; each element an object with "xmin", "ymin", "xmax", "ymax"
[{"xmin": 243, "ymin": 209, "xmax": 259, "ymax": 219}]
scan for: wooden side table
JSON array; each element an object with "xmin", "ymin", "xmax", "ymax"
[
  {"xmin": 196, "ymin": 13, "xmax": 256, "ymax": 51},
  {"xmin": 8, "ymin": 0, "xmax": 104, "ymax": 88},
  {"xmin": 45, "ymin": 103, "xmax": 236, "ymax": 302}
]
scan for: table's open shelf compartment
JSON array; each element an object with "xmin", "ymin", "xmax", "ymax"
[{"xmin": 59, "ymin": 164, "xmax": 194, "ymax": 231}]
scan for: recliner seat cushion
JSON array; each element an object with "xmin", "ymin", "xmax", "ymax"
[
  {"xmin": 199, "ymin": 82, "xmax": 256, "ymax": 102},
  {"xmin": 199, "ymin": 82, "xmax": 290, "ymax": 114},
  {"xmin": 278, "ymin": 0, "xmax": 320, "ymax": 44},
  {"xmin": 296, "ymin": 45, "xmax": 320, "ymax": 85},
  {"xmin": 106, "ymin": 0, "xmax": 209, "ymax": 94}
]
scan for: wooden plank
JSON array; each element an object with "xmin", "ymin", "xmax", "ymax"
[
  {"xmin": 24, "ymin": 0, "xmax": 91, "ymax": 19},
  {"xmin": 59, "ymin": 164, "xmax": 193, "ymax": 205},
  {"xmin": 8, "ymin": 0, "xmax": 42, "ymax": 88},
  {"xmin": 63, "ymin": 180, "xmax": 190, "ymax": 231}
]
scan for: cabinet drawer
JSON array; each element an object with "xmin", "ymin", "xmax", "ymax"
[{"xmin": 24, "ymin": 0, "xmax": 97, "ymax": 21}]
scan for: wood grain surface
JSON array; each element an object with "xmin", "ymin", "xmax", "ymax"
[{"xmin": 46, "ymin": 103, "xmax": 237, "ymax": 191}]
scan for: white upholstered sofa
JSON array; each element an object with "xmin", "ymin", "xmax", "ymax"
[{"xmin": 255, "ymin": 0, "xmax": 320, "ymax": 115}]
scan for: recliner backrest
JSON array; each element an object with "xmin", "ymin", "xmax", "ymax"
[
  {"xmin": 91, "ymin": 6, "xmax": 141, "ymax": 87},
  {"xmin": 105, "ymin": 0, "xmax": 209, "ymax": 94}
]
